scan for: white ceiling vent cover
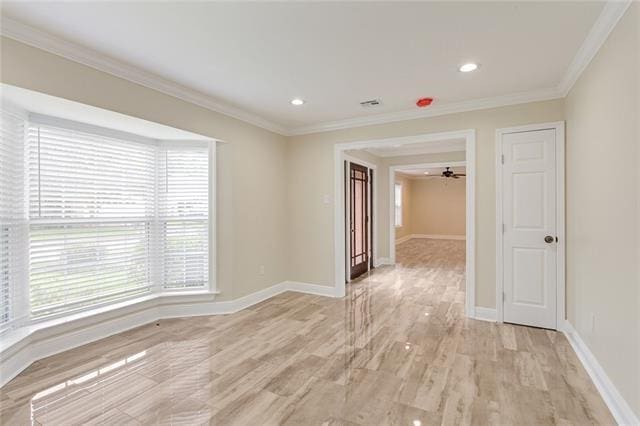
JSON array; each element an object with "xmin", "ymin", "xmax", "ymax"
[{"xmin": 359, "ymin": 99, "xmax": 382, "ymax": 108}]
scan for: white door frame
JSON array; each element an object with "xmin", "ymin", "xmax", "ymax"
[
  {"xmin": 495, "ymin": 121, "xmax": 565, "ymax": 330},
  {"xmin": 334, "ymin": 129, "xmax": 476, "ymax": 318},
  {"xmin": 343, "ymin": 154, "xmax": 377, "ymax": 283},
  {"xmin": 389, "ymin": 160, "xmax": 467, "ymax": 262}
]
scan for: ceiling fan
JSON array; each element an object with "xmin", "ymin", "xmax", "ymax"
[{"xmin": 439, "ymin": 167, "xmax": 466, "ymax": 179}]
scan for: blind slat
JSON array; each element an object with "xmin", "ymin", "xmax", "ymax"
[
  {"xmin": 159, "ymin": 148, "xmax": 209, "ymax": 290},
  {"xmin": 1, "ymin": 109, "xmax": 25, "ymax": 327}
]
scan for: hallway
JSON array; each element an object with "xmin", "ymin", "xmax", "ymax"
[{"xmin": 1, "ymin": 240, "xmax": 613, "ymax": 425}]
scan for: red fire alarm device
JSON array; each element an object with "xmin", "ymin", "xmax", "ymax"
[{"xmin": 416, "ymin": 97, "xmax": 433, "ymax": 108}]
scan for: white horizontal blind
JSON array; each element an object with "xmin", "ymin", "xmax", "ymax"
[
  {"xmin": 28, "ymin": 125, "xmax": 156, "ymax": 219},
  {"xmin": 159, "ymin": 147, "xmax": 209, "ymax": 289},
  {"xmin": 28, "ymin": 124, "xmax": 156, "ymax": 317},
  {"xmin": 0, "ymin": 109, "xmax": 26, "ymax": 327},
  {"xmin": 0, "ymin": 226, "xmax": 9, "ymax": 325}
]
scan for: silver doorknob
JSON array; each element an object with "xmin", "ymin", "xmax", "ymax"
[{"xmin": 544, "ymin": 235, "xmax": 554, "ymax": 243}]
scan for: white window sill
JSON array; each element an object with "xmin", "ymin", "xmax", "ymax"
[{"xmin": 0, "ymin": 290, "xmax": 219, "ymax": 355}]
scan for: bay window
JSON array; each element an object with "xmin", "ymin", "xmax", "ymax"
[{"xmin": 0, "ymin": 109, "xmax": 212, "ymax": 329}]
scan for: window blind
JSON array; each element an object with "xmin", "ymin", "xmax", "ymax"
[
  {"xmin": 0, "ymin": 109, "xmax": 26, "ymax": 326},
  {"xmin": 27, "ymin": 123, "xmax": 156, "ymax": 317},
  {"xmin": 1, "ymin": 111, "xmax": 211, "ymax": 322},
  {"xmin": 159, "ymin": 147, "xmax": 209, "ymax": 289}
]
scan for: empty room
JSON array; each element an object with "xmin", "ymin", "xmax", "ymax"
[
  {"xmin": 395, "ymin": 164, "xmax": 467, "ymax": 299},
  {"xmin": 0, "ymin": 2, "xmax": 638, "ymax": 425}
]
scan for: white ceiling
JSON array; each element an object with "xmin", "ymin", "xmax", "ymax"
[
  {"xmin": 1, "ymin": 84, "xmax": 211, "ymax": 141},
  {"xmin": 1, "ymin": 2, "xmax": 607, "ymax": 134},
  {"xmin": 399, "ymin": 166, "xmax": 466, "ymax": 178}
]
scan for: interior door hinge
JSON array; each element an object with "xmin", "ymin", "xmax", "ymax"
[
  {"xmin": 502, "ymin": 223, "xmax": 505, "ymax": 233},
  {"xmin": 501, "ymin": 154, "xmax": 505, "ymax": 165}
]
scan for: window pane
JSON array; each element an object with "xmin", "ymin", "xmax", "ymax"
[
  {"xmin": 29, "ymin": 222, "xmax": 151, "ymax": 317},
  {"xmin": 159, "ymin": 147, "xmax": 209, "ymax": 290},
  {"xmin": 27, "ymin": 123, "xmax": 156, "ymax": 317},
  {"xmin": 162, "ymin": 219, "xmax": 208, "ymax": 289}
]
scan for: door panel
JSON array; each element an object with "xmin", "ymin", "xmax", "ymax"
[
  {"xmin": 502, "ymin": 129, "xmax": 557, "ymax": 329},
  {"xmin": 512, "ymin": 247, "xmax": 546, "ymax": 305},
  {"xmin": 350, "ymin": 163, "xmax": 369, "ymax": 280},
  {"xmin": 512, "ymin": 172, "xmax": 545, "ymax": 229}
]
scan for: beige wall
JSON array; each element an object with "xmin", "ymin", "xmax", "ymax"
[
  {"xmin": 565, "ymin": 4, "xmax": 639, "ymax": 417},
  {"xmin": 409, "ymin": 177, "xmax": 466, "ymax": 237},
  {"xmin": 0, "ymin": 36, "xmax": 290, "ymax": 302},
  {"xmin": 394, "ymin": 174, "xmax": 412, "ymax": 241},
  {"xmin": 288, "ymin": 100, "xmax": 564, "ymax": 308}
]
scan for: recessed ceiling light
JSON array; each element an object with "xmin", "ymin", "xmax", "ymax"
[
  {"xmin": 459, "ymin": 63, "xmax": 478, "ymax": 73},
  {"xmin": 423, "ymin": 171, "xmax": 429, "ymax": 175},
  {"xmin": 290, "ymin": 98, "xmax": 305, "ymax": 106}
]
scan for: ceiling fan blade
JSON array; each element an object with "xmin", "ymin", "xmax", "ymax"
[{"xmin": 455, "ymin": 174, "xmax": 467, "ymax": 177}]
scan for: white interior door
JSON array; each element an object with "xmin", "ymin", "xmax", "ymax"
[{"xmin": 502, "ymin": 128, "xmax": 557, "ymax": 329}]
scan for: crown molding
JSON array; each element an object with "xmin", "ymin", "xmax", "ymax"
[
  {"xmin": 288, "ymin": 87, "xmax": 563, "ymax": 135},
  {"xmin": 557, "ymin": 0, "xmax": 632, "ymax": 97},
  {"xmin": 0, "ymin": 17, "xmax": 289, "ymax": 136}
]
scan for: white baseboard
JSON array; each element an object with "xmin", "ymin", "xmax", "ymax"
[
  {"xmin": 0, "ymin": 280, "xmax": 340, "ymax": 388},
  {"xmin": 472, "ymin": 307, "xmax": 497, "ymax": 322},
  {"xmin": 396, "ymin": 234, "xmax": 466, "ymax": 244},
  {"xmin": 412, "ymin": 234, "xmax": 466, "ymax": 241},
  {"xmin": 562, "ymin": 321, "xmax": 639, "ymax": 426},
  {"xmin": 158, "ymin": 283, "xmax": 285, "ymax": 319},
  {"xmin": 395, "ymin": 235, "xmax": 413, "ymax": 244},
  {"xmin": 283, "ymin": 281, "xmax": 341, "ymax": 298}
]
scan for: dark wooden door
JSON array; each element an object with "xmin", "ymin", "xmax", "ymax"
[{"xmin": 350, "ymin": 162, "xmax": 369, "ymax": 280}]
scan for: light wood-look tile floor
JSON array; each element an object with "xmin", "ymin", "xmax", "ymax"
[{"xmin": 1, "ymin": 239, "xmax": 614, "ymax": 425}]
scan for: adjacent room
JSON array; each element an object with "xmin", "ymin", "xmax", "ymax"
[
  {"xmin": 0, "ymin": 2, "xmax": 638, "ymax": 425},
  {"xmin": 342, "ymin": 141, "xmax": 469, "ymax": 318},
  {"xmin": 394, "ymin": 165, "xmax": 467, "ymax": 301}
]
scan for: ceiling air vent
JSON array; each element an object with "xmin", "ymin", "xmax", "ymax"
[{"xmin": 360, "ymin": 99, "xmax": 382, "ymax": 108}]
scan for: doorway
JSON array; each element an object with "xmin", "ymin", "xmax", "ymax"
[
  {"xmin": 496, "ymin": 122, "xmax": 565, "ymax": 330},
  {"xmin": 389, "ymin": 161, "xmax": 467, "ymax": 264},
  {"xmin": 334, "ymin": 129, "xmax": 476, "ymax": 312},
  {"xmin": 348, "ymin": 161, "xmax": 373, "ymax": 280}
]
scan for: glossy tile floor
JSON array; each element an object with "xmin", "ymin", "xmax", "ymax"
[{"xmin": 1, "ymin": 239, "xmax": 613, "ymax": 425}]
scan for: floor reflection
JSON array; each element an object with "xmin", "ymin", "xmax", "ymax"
[{"xmin": 1, "ymin": 239, "xmax": 615, "ymax": 425}]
